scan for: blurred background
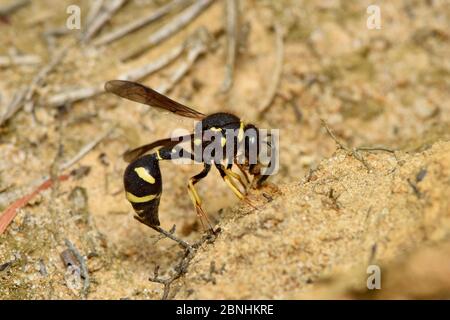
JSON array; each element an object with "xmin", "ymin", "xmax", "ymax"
[{"xmin": 0, "ymin": 0, "xmax": 449, "ymax": 299}]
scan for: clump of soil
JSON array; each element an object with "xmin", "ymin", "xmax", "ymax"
[{"xmin": 175, "ymin": 141, "xmax": 450, "ymax": 299}]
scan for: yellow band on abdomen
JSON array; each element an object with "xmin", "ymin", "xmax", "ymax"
[{"xmin": 126, "ymin": 192, "xmax": 159, "ymax": 203}]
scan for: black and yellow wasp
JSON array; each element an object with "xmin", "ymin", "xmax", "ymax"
[{"xmin": 105, "ymin": 80, "xmax": 276, "ymax": 233}]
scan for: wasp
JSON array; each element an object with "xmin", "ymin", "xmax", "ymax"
[{"xmin": 105, "ymin": 80, "xmax": 276, "ymax": 234}]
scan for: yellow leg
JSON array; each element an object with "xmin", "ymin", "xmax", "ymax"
[
  {"xmin": 223, "ymin": 175, "xmax": 245, "ymax": 200},
  {"xmin": 223, "ymin": 175, "xmax": 258, "ymax": 210},
  {"xmin": 235, "ymin": 163, "xmax": 250, "ymax": 185},
  {"xmin": 188, "ymin": 178, "xmax": 214, "ymax": 233},
  {"xmin": 224, "ymin": 168, "xmax": 247, "ymax": 192},
  {"xmin": 188, "ymin": 179, "xmax": 202, "ymax": 205}
]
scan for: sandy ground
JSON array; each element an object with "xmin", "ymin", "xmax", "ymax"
[{"xmin": 0, "ymin": 0, "xmax": 449, "ymax": 299}]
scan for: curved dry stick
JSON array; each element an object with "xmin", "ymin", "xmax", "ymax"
[
  {"xmin": 93, "ymin": 0, "xmax": 190, "ymax": 47},
  {"xmin": 258, "ymin": 23, "xmax": 284, "ymax": 116},
  {"xmin": 82, "ymin": 0, "xmax": 127, "ymax": 43},
  {"xmin": 64, "ymin": 239, "xmax": 90, "ymax": 298},
  {"xmin": 0, "ymin": 0, "xmax": 30, "ymax": 17},
  {"xmin": 118, "ymin": 42, "xmax": 186, "ymax": 81},
  {"xmin": 156, "ymin": 29, "xmax": 209, "ymax": 95},
  {"xmin": 219, "ymin": 0, "xmax": 238, "ymax": 93},
  {"xmin": 121, "ymin": 0, "xmax": 213, "ymax": 61}
]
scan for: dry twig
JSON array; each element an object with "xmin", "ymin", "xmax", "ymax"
[
  {"xmin": 258, "ymin": 23, "xmax": 284, "ymax": 116},
  {"xmin": 64, "ymin": 239, "xmax": 90, "ymax": 299},
  {"xmin": 356, "ymin": 146, "xmax": 396, "ymax": 153},
  {"xmin": 42, "ymin": 28, "xmax": 72, "ymax": 53},
  {"xmin": 45, "ymin": 39, "xmax": 187, "ymax": 107},
  {"xmin": 321, "ymin": 119, "xmax": 372, "ymax": 171},
  {"xmin": 122, "ymin": 0, "xmax": 213, "ymax": 62},
  {"xmin": 85, "ymin": 0, "xmax": 105, "ymax": 30},
  {"xmin": 81, "ymin": 0, "xmax": 127, "ymax": 43},
  {"xmin": 0, "ymin": 86, "xmax": 27, "ymax": 127},
  {"xmin": 156, "ymin": 27, "xmax": 210, "ymax": 95},
  {"xmin": 148, "ymin": 226, "xmax": 216, "ymax": 300},
  {"xmin": 0, "ymin": 54, "xmax": 41, "ymax": 67},
  {"xmin": 93, "ymin": 0, "xmax": 190, "ymax": 47},
  {"xmin": 24, "ymin": 44, "xmax": 71, "ymax": 113},
  {"xmin": 151, "ymin": 225, "xmax": 192, "ymax": 250},
  {"xmin": 0, "ymin": 0, "xmax": 30, "ymax": 17},
  {"xmin": 40, "ymin": 24, "xmax": 209, "ymax": 110},
  {"xmin": 118, "ymin": 41, "xmax": 186, "ymax": 81},
  {"xmin": 45, "ymin": 31, "xmax": 200, "ymax": 107},
  {"xmin": 321, "ymin": 120, "xmax": 397, "ymax": 172},
  {"xmin": 219, "ymin": 0, "xmax": 238, "ymax": 93},
  {"xmin": 46, "ymin": 85, "xmax": 104, "ymax": 108},
  {"xmin": 59, "ymin": 128, "xmax": 113, "ymax": 171}
]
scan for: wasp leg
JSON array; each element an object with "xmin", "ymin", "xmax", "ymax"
[
  {"xmin": 235, "ymin": 162, "xmax": 251, "ymax": 185},
  {"xmin": 187, "ymin": 164, "xmax": 216, "ymax": 234},
  {"xmin": 157, "ymin": 147, "xmax": 217, "ymax": 235},
  {"xmin": 215, "ymin": 164, "xmax": 258, "ymax": 209},
  {"xmin": 224, "ymin": 166, "xmax": 248, "ymax": 191},
  {"xmin": 217, "ymin": 164, "xmax": 244, "ymax": 198}
]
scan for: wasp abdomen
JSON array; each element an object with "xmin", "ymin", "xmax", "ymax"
[{"xmin": 123, "ymin": 154, "xmax": 162, "ymax": 226}]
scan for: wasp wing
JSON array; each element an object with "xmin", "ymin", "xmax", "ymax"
[
  {"xmin": 105, "ymin": 80, "xmax": 205, "ymax": 120},
  {"xmin": 123, "ymin": 133, "xmax": 194, "ymax": 162}
]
